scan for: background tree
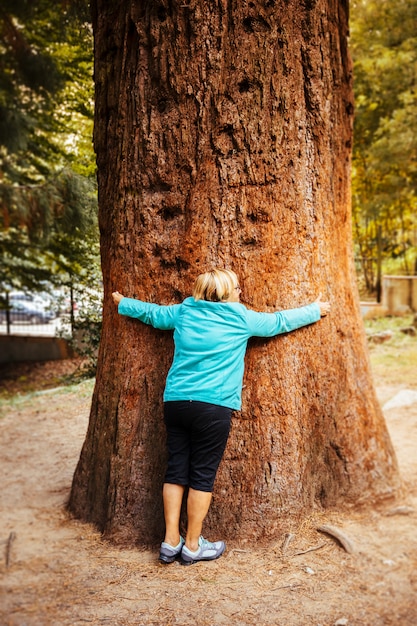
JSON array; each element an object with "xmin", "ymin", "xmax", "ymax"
[
  {"xmin": 0, "ymin": 0, "xmax": 99, "ymax": 296},
  {"xmin": 350, "ymin": 0, "xmax": 417, "ymax": 294},
  {"xmin": 69, "ymin": 0, "xmax": 400, "ymax": 546}
]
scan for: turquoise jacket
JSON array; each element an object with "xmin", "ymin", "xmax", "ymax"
[{"xmin": 118, "ymin": 296, "xmax": 321, "ymax": 410}]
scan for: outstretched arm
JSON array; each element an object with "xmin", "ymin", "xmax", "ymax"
[
  {"xmin": 247, "ymin": 293, "xmax": 330, "ymax": 337},
  {"xmin": 111, "ymin": 290, "xmax": 181, "ymax": 330}
]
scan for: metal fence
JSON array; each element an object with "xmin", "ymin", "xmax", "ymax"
[{"xmin": 0, "ymin": 290, "xmax": 74, "ymax": 338}]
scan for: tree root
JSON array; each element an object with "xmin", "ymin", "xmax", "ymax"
[{"xmin": 317, "ymin": 524, "xmax": 355, "ymax": 554}]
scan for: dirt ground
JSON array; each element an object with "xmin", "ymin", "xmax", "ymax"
[{"xmin": 0, "ymin": 359, "xmax": 416, "ymax": 626}]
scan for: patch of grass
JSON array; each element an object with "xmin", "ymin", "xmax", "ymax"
[
  {"xmin": 364, "ymin": 313, "xmax": 416, "ymax": 334},
  {"xmin": 364, "ymin": 314, "xmax": 417, "ymax": 387},
  {"xmin": 0, "ymin": 358, "xmax": 88, "ymax": 400},
  {"xmin": 0, "ymin": 378, "xmax": 95, "ymax": 418}
]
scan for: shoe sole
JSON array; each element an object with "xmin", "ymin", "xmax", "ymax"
[
  {"xmin": 158, "ymin": 553, "xmax": 181, "ymax": 564},
  {"xmin": 180, "ymin": 544, "xmax": 226, "ymax": 566}
]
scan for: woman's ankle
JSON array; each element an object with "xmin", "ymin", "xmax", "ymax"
[{"xmin": 164, "ymin": 534, "xmax": 181, "ymax": 547}]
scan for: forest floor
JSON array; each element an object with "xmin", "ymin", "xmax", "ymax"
[{"xmin": 1, "ymin": 318, "xmax": 417, "ymax": 626}]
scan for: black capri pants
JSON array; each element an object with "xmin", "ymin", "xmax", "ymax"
[{"xmin": 163, "ymin": 400, "xmax": 232, "ymax": 492}]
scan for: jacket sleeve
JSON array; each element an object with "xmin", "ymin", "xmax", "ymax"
[
  {"xmin": 246, "ymin": 303, "xmax": 321, "ymax": 337},
  {"xmin": 117, "ymin": 297, "xmax": 181, "ymax": 330}
]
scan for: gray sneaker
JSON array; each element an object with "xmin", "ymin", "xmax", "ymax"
[
  {"xmin": 180, "ymin": 536, "xmax": 226, "ymax": 565},
  {"xmin": 159, "ymin": 536, "xmax": 185, "ymax": 564}
]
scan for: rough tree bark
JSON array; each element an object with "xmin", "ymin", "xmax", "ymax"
[{"xmin": 68, "ymin": 0, "xmax": 401, "ymax": 546}]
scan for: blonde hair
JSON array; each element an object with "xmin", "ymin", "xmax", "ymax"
[{"xmin": 193, "ymin": 269, "xmax": 239, "ymax": 302}]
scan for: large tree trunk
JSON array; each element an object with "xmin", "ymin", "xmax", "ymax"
[{"xmin": 69, "ymin": 0, "xmax": 400, "ymax": 546}]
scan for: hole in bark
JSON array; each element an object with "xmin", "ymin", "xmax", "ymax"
[
  {"xmin": 156, "ymin": 5, "xmax": 167, "ymax": 21},
  {"xmin": 172, "ymin": 289, "xmax": 183, "ymax": 301},
  {"xmin": 247, "ymin": 209, "xmax": 271, "ymax": 223},
  {"xmin": 158, "ymin": 205, "xmax": 183, "ymax": 220},
  {"xmin": 157, "ymin": 98, "xmax": 168, "ymax": 113},
  {"xmin": 303, "ymin": 0, "xmax": 318, "ymax": 10},
  {"xmin": 160, "ymin": 257, "xmax": 190, "ymax": 270},
  {"xmin": 176, "ymin": 257, "xmax": 190, "ymax": 270},
  {"xmin": 242, "ymin": 17, "xmax": 254, "ymax": 33},
  {"xmin": 242, "ymin": 236, "xmax": 257, "ymax": 246},
  {"xmin": 277, "ymin": 36, "xmax": 285, "ymax": 50},
  {"xmin": 238, "ymin": 79, "xmax": 251, "ymax": 93},
  {"xmin": 242, "ymin": 15, "xmax": 271, "ymax": 33},
  {"xmin": 154, "ymin": 243, "xmax": 163, "ymax": 257},
  {"xmin": 345, "ymin": 102, "xmax": 354, "ymax": 116},
  {"xmin": 221, "ymin": 123, "xmax": 234, "ymax": 135},
  {"xmin": 150, "ymin": 181, "xmax": 172, "ymax": 192}
]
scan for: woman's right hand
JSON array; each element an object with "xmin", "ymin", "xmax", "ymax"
[
  {"xmin": 112, "ymin": 291, "xmax": 124, "ymax": 305},
  {"xmin": 315, "ymin": 293, "xmax": 331, "ymax": 317}
]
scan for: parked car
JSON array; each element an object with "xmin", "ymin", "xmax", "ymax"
[
  {"xmin": 9, "ymin": 291, "xmax": 59, "ymax": 317},
  {"xmin": 0, "ymin": 301, "xmax": 55, "ymax": 324}
]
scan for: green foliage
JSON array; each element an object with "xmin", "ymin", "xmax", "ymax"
[
  {"xmin": 351, "ymin": 0, "xmax": 417, "ymax": 294},
  {"xmin": 0, "ymin": 0, "xmax": 94, "ymax": 186},
  {"xmin": 0, "ymin": 0, "xmax": 99, "ymax": 298},
  {"xmin": 68, "ymin": 287, "xmax": 103, "ymax": 378}
]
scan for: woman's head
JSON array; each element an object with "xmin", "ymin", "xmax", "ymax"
[{"xmin": 193, "ymin": 269, "xmax": 241, "ymax": 303}]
